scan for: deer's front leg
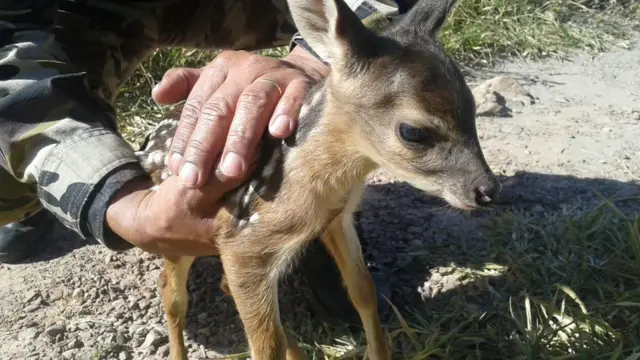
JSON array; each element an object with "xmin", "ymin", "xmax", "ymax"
[
  {"xmin": 220, "ymin": 249, "xmax": 306, "ymax": 360},
  {"xmin": 159, "ymin": 255, "xmax": 195, "ymax": 360},
  {"xmin": 320, "ymin": 215, "xmax": 390, "ymax": 360}
]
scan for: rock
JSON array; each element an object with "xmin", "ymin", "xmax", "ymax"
[
  {"xmin": 140, "ymin": 329, "xmax": 168, "ymax": 348},
  {"xmin": 156, "ymin": 344, "xmax": 171, "ymax": 357},
  {"xmin": 68, "ymin": 338, "xmax": 83, "ymax": 349},
  {"xmin": 23, "ymin": 304, "xmax": 41, "ymax": 313},
  {"xmin": 45, "ymin": 324, "xmax": 66, "ymax": 337},
  {"xmin": 61, "ymin": 349, "xmax": 76, "ymax": 359},
  {"xmin": 23, "ymin": 290, "xmax": 40, "ymax": 303},
  {"xmin": 472, "ymin": 76, "xmax": 535, "ymax": 117},
  {"xmin": 116, "ymin": 330, "xmax": 128, "ymax": 344},
  {"xmin": 138, "ymin": 299, "xmax": 151, "ymax": 311},
  {"xmin": 18, "ymin": 328, "xmax": 40, "ymax": 341},
  {"xmin": 48, "ymin": 287, "xmax": 65, "ymax": 302},
  {"xmin": 72, "ymin": 288, "xmax": 84, "ymax": 301},
  {"xmin": 119, "ymin": 351, "xmax": 130, "ymax": 360},
  {"xmin": 134, "ymin": 326, "xmax": 149, "ymax": 338}
]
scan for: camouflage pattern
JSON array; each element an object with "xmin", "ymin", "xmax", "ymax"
[{"xmin": 0, "ymin": 0, "xmax": 411, "ymax": 249}]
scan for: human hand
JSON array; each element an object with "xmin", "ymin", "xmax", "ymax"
[
  {"xmin": 105, "ymin": 173, "xmax": 251, "ymax": 256},
  {"xmin": 151, "ymin": 47, "xmax": 329, "ymax": 189}
]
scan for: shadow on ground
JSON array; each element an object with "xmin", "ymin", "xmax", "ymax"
[{"xmin": 177, "ymin": 170, "xmax": 639, "ymax": 358}]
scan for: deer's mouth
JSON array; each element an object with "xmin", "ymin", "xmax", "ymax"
[{"xmin": 442, "ymin": 189, "xmax": 478, "ymax": 210}]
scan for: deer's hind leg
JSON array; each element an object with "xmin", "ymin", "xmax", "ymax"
[
  {"xmin": 320, "ymin": 215, "xmax": 390, "ymax": 360},
  {"xmin": 220, "ymin": 245, "xmax": 307, "ymax": 360},
  {"xmin": 159, "ymin": 255, "xmax": 195, "ymax": 360}
]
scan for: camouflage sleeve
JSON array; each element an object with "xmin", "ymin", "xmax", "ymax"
[{"xmin": 0, "ymin": 1, "xmax": 147, "ymax": 250}]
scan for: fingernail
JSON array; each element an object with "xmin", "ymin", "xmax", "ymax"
[
  {"xmin": 170, "ymin": 152, "xmax": 182, "ymax": 166},
  {"xmin": 220, "ymin": 152, "xmax": 244, "ymax": 178},
  {"xmin": 270, "ymin": 114, "xmax": 293, "ymax": 136},
  {"xmin": 179, "ymin": 162, "xmax": 199, "ymax": 187}
]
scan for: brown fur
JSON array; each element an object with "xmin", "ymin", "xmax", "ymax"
[{"xmin": 135, "ymin": 0, "xmax": 502, "ymax": 359}]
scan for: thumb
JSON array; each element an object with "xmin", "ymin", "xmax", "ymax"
[{"xmin": 152, "ymin": 67, "xmax": 203, "ymax": 105}]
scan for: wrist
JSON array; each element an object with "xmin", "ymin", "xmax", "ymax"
[
  {"xmin": 284, "ymin": 45, "xmax": 330, "ymax": 81},
  {"xmin": 105, "ymin": 177, "xmax": 155, "ymax": 248}
]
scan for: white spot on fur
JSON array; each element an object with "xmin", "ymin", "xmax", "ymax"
[
  {"xmin": 249, "ymin": 213, "xmax": 260, "ymax": 223},
  {"xmin": 152, "ymin": 151, "xmax": 165, "ymax": 166}
]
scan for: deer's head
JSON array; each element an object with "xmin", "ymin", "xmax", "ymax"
[{"xmin": 288, "ymin": 0, "xmax": 501, "ymax": 209}]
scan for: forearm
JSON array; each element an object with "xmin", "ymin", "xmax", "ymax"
[{"xmin": 0, "ymin": 3, "xmax": 148, "ymax": 249}]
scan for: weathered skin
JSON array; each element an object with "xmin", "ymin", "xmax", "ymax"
[{"xmin": 0, "ymin": 0, "xmax": 413, "ymax": 249}]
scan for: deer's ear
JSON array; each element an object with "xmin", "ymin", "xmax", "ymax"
[
  {"xmin": 287, "ymin": 0, "xmax": 374, "ymax": 63},
  {"xmin": 399, "ymin": 0, "xmax": 458, "ymax": 38}
]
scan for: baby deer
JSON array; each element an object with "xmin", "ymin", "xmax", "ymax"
[{"xmin": 135, "ymin": 0, "xmax": 502, "ymax": 359}]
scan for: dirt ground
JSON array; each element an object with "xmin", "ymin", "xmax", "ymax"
[{"xmin": 0, "ymin": 29, "xmax": 638, "ymax": 360}]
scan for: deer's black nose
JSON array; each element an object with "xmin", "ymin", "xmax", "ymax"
[{"xmin": 474, "ymin": 178, "xmax": 502, "ymax": 206}]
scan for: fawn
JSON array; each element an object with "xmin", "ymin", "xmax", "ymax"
[{"xmin": 135, "ymin": 0, "xmax": 502, "ymax": 359}]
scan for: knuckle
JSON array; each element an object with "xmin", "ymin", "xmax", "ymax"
[
  {"xmin": 200, "ymin": 97, "xmax": 233, "ymax": 124},
  {"xmin": 280, "ymin": 93, "xmax": 305, "ymax": 109},
  {"xmin": 237, "ymin": 90, "xmax": 269, "ymax": 112},
  {"xmin": 180, "ymin": 100, "xmax": 203, "ymax": 125},
  {"xmin": 225, "ymin": 129, "xmax": 254, "ymax": 152},
  {"xmin": 184, "ymin": 137, "xmax": 210, "ymax": 159},
  {"xmin": 213, "ymin": 50, "xmax": 233, "ymax": 65}
]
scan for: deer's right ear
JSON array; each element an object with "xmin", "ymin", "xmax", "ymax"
[{"xmin": 287, "ymin": 0, "xmax": 373, "ymax": 64}]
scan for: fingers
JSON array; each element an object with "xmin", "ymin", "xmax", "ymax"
[
  {"xmin": 216, "ymin": 76, "xmax": 283, "ymax": 180},
  {"xmin": 268, "ymin": 78, "xmax": 308, "ymax": 138},
  {"xmin": 168, "ymin": 65, "xmax": 227, "ymax": 179},
  {"xmin": 151, "ymin": 67, "xmax": 203, "ymax": 105},
  {"xmin": 178, "ymin": 80, "xmax": 238, "ymax": 189}
]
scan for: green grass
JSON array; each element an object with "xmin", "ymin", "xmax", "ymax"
[
  {"xmin": 114, "ymin": 0, "xmax": 635, "ymax": 147},
  {"xmin": 276, "ymin": 199, "xmax": 640, "ymax": 360},
  {"xmin": 112, "ymin": 0, "xmax": 640, "ymax": 358}
]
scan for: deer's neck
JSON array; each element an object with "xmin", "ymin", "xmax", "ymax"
[{"xmin": 287, "ymin": 86, "xmax": 378, "ymax": 206}]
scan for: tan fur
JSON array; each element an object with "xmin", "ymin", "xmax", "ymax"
[
  {"xmin": 139, "ymin": 1, "xmax": 501, "ymax": 359},
  {"xmin": 154, "ymin": 110, "xmax": 385, "ymax": 360}
]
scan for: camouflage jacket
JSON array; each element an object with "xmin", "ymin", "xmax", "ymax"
[{"xmin": 0, "ymin": 0, "xmax": 414, "ymax": 250}]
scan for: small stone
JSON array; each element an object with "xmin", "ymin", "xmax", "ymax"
[
  {"xmin": 61, "ymin": 349, "xmax": 76, "ymax": 359},
  {"xmin": 138, "ymin": 299, "xmax": 151, "ymax": 310},
  {"xmin": 23, "ymin": 304, "xmax": 41, "ymax": 313},
  {"xmin": 119, "ymin": 351, "xmax": 130, "ymax": 360},
  {"xmin": 45, "ymin": 324, "xmax": 66, "ymax": 337},
  {"xmin": 23, "ymin": 290, "xmax": 40, "ymax": 303},
  {"xmin": 141, "ymin": 329, "xmax": 168, "ymax": 348},
  {"xmin": 48, "ymin": 288, "xmax": 65, "ymax": 302},
  {"xmin": 68, "ymin": 338, "xmax": 83, "ymax": 349},
  {"xmin": 19, "ymin": 328, "xmax": 40, "ymax": 340},
  {"xmin": 72, "ymin": 288, "xmax": 84, "ymax": 301},
  {"xmin": 156, "ymin": 344, "xmax": 170, "ymax": 357},
  {"xmin": 116, "ymin": 330, "xmax": 128, "ymax": 344},
  {"xmin": 134, "ymin": 326, "xmax": 149, "ymax": 338}
]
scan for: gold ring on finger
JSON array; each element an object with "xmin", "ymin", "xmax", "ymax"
[{"xmin": 256, "ymin": 78, "xmax": 283, "ymax": 96}]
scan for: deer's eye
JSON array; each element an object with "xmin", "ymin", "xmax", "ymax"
[{"xmin": 398, "ymin": 123, "xmax": 430, "ymax": 143}]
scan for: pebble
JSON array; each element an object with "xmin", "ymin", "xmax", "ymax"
[
  {"xmin": 119, "ymin": 351, "xmax": 130, "ymax": 360},
  {"xmin": 24, "ymin": 304, "xmax": 41, "ymax": 313},
  {"xmin": 61, "ymin": 349, "xmax": 76, "ymax": 359},
  {"xmin": 45, "ymin": 324, "xmax": 66, "ymax": 337},
  {"xmin": 156, "ymin": 344, "xmax": 170, "ymax": 357},
  {"xmin": 72, "ymin": 288, "xmax": 84, "ymax": 301},
  {"xmin": 67, "ymin": 338, "xmax": 83, "ymax": 349},
  {"xmin": 48, "ymin": 288, "xmax": 65, "ymax": 302},
  {"xmin": 23, "ymin": 290, "xmax": 40, "ymax": 303},
  {"xmin": 19, "ymin": 328, "xmax": 40, "ymax": 341}
]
